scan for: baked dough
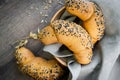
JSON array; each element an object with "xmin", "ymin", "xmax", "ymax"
[
  {"xmin": 38, "ymin": 25, "xmax": 58, "ymax": 45},
  {"xmin": 65, "ymin": 0, "xmax": 94, "ymax": 21},
  {"xmin": 51, "ymin": 20, "xmax": 93, "ymax": 64},
  {"xmin": 83, "ymin": 3, "xmax": 105, "ymax": 44},
  {"xmin": 15, "ymin": 47, "xmax": 64, "ymax": 80}
]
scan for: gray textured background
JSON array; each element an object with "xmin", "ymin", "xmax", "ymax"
[
  {"xmin": 0, "ymin": 0, "xmax": 64, "ymax": 80},
  {"xmin": 0, "ymin": 0, "xmax": 120, "ymax": 80}
]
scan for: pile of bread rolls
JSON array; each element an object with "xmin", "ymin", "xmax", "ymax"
[
  {"xmin": 39, "ymin": 0, "xmax": 105, "ymax": 64},
  {"xmin": 15, "ymin": 0, "xmax": 105, "ymax": 80}
]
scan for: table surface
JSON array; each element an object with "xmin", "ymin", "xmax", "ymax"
[{"xmin": 0, "ymin": 0, "xmax": 65, "ymax": 80}]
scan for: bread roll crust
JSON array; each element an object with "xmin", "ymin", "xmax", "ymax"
[
  {"xmin": 15, "ymin": 47, "xmax": 64, "ymax": 80},
  {"xmin": 38, "ymin": 25, "xmax": 58, "ymax": 45},
  {"xmin": 51, "ymin": 20, "xmax": 93, "ymax": 64},
  {"xmin": 65, "ymin": 0, "xmax": 94, "ymax": 21},
  {"xmin": 83, "ymin": 3, "xmax": 105, "ymax": 44}
]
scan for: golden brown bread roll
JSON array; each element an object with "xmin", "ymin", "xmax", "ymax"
[
  {"xmin": 74, "ymin": 48, "xmax": 92, "ymax": 64},
  {"xmin": 15, "ymin": 47, "xmax": 64, "ymax": 80},
  {"xmin": 38, "ymin": 1, "xmax": 105, "ymax": 64},
  {"xmin": 65, "ymin": 0, "xmax": 105, "ymax": 44},
  {"xmin": 65, "ymin": 0, "xmax": 94, "ymax": 21},
  {"xmin": 83, "ymin": 3, "xmax": 105, "ymax": 44},
  {"xmin": 51, "ymin": 20, "xmax": 93, "ymax": 64},
  {"xmin": 38, "ymin": 25, "xmax": 58, "ymax": 45}
]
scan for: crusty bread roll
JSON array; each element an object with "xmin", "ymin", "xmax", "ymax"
[
  {"xmin": 51, "ymin": 20, "xmax": 93, "ymax": 64},
  {"xmin": 83, "ymin": 3, "xmax": 105, "ymax": 44},
  {"xmin": 65, "ymin": 0, "xmax": 105, "ymax": 44},
  {"xmin": 38, "ymin": 0, "xmax": 105, "ymax": 64},
  {"xmin": 15, "ymin": 47, "xmax": 64, "ymax": 80},
  {"xmin": 65, "ymin": 0, "xmax": 94, "ymax": 21},
  {"xmin": 38, "ymin": 25, "xmax": 58, "ymax": 45}
]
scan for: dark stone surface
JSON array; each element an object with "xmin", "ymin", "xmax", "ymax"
[{"xmin": 0, "ymin": 0, "xmax": 64, "ymax": 80}]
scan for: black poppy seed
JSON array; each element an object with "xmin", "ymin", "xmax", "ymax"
[
  {"xmin": 101, "ymin": 15, "xmax": 103, "ymax": 17},
  {"xmin": 71, "ymin": 34, "xmax": 73, "ymax": 36},
  {"xmin": 44, "ymin": 78, "xmax": 47, "ymax": 80},
  {"xmin": 98, "ymin": 28, "xmax": 101, "ymax": 31},
  {"xmin": 78, "ymin": 2, "xmax": 81, "ymax": 5},
  {"xmin": 100, "ymin": 21, "xmax": 104, "ymax": 25},
  {"xmin": 43, "ymin": 31, "xmax": 46, "ymax": 34},
  {"xmin": 70, "ymin": 4, "xmax": 73, "ymax": 7},
  {"xmin": 97, "ymin": 24, "xmax": 99, "ymax": 27},
  {"xmin": 71, "ymin": 1, "xmax": 74, "ymax": 3},
  {"xmin": 94, "ymin": 10, "xmax": 98, "ymax": 14},
  {"xmin": 82, "ymin": 1, "xmax": 85, "ymax": 3},
  {"xmin": 95, "ymin": 18, "xmax": 97, "ymax": 21},
  {"xmin": 46, "ymin": 71, "xmax": 49, "ymax": 73},
  {"xmin": 55, "ymin": 71, "xmax": 60, "ymax": 74},
  {"xmin": 66, "ymin": 0, "xmax": 70, "ymax": 3},
  {"xmin": 83, "ymin": 5, "xmax": 85, "ymax": 8},
  {"xmin": 47, "ymin": 32, "xmax": 49, "ymax": 34},
  {"xmin": 53, "ymin": 65, "xmax": 58, "ymax": 68},
  {"xmin": 39, "ymin": 72, "xmax": 42, "ymax": 74},
  {"xmin": 55, "ymin": 29, "xmax": 58, "ymax": 33},
  {"xmin": 68, "ymin": 28, "xmax": 73, "ymax": 32},
  {"xmin": 71, "ymin": 8, "xmax": 74, "ymax": 11},
  {"xmin": 96, "ymin": 21, "xmax": 100, "ymax": 26},
  {"xmin": 61, "ymin": 30, "xmax": 64, "ymax": 33},
  {"xmin": 50, "ymin": 69, "xmax": 52, "ymax": 73},
  {"xmin": 84, "ymin": 9, "xmax": 88, "ymax": 13},
  {"xmin": 96, "ymin": 7, "xmax": 100, "ymax": 11},
  {"xmin": 75, "ymin": 5, "xmax": 80, "ymax": 9},
  {"xmin": 57, "ymin": 24, "xmax": 62, "ymax": 30},
  {"xmin": 96, "ymin": 12, "xmax": 99, "ymax": 16}
]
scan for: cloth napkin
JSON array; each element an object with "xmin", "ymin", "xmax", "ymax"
[{"xmin": 43, "ymin": 0, "xmax": 120, "ymax": 80}]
